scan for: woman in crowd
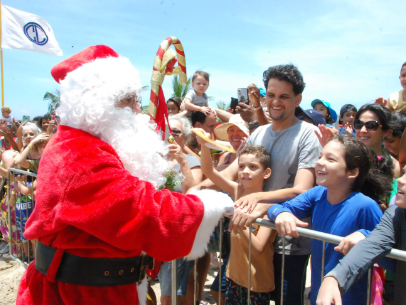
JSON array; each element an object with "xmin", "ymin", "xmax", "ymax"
[
  {"xmin": 213, "ymin": 114, "xmax": 249, "ymax": 171},
  {"xmin": 14, "ymin": 133, "xmax": 50, "ymax": 174},
  {"xmin": 354, "ymin": 104, "xmax": 401, "ymax": 178},
  {"xmin": 159, "ymin": 115, "xmax": 203, "ymax": 305}
]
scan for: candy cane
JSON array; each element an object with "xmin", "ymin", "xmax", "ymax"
[{"xmin": 149, "ymin": 37, "xmax": 187, "ymax": 139}]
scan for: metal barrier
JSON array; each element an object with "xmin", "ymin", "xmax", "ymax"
[
  {"xmin": 3, "ymin": 168, "xmax": 37, "ymax": 267},
  {"xmin": 167, "ymin": 217, "xmax": 406, "ymax": 305}
]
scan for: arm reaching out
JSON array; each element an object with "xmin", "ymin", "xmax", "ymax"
[{"xmin": 194, "ymin": 128, "xmax": 238, "ymax": 197}]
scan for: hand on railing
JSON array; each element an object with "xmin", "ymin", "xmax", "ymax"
[
  {"xmin": 316, "ymin": 276, "xmax": 342, "ymax": 305},
  {"xmin": 334, "ymin": 231, "xmax": 366, "ymax": 255},
  {"xmin": 228, "ymin": 203, "xmax": 270, "ymax": 234},
  {"xmin": 274, "ymin": 212, "xmax": 309, "ymax": 238}
]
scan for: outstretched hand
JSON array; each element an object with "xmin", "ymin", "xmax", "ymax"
[
  {"xmin": 315, "ymin": 124, "xmax": 335, "ymax": 147},
  {"xmin": 375, "ymin": 97, "xmax": 387, "ymax": 107},
  {"xmin": 236, "ymin": 102, "xmax": 256, "ymax": 123},
  {"xmin": 247, "ymin": 84, "xmax": 260, "ymax": 107},
  {"xmin": 344, "ymin": 122, "xmax": 353, "ymax": 136},
  {"xmin": 275, "ymin": 212, "xmax": 308, "ymax": 238}
]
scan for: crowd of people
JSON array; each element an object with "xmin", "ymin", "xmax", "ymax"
[{"xmin": 0, "ymin": 59, "xmax": 405, "ymax": 305}]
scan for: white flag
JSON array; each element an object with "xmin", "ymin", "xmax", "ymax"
[{"xmin": 1, "ymin": 4, "xmax": 63, "ymax": 56}]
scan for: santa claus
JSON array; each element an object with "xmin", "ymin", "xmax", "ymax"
[{"xmin": 16, "ymin": 45, "xmax": 234, "ymax": 305}]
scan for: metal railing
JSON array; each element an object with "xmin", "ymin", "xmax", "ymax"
[
  {"xmin": 4, "ymin": 168, "xmax": 37, "ymax": 267},
  {"xmin": 168, "ymin": 217, "xmax": 406, "ymax": 305}
]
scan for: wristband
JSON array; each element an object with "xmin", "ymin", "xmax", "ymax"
[
  {"xmin": 251, "ymin": 104, "xmax": 261, "ymax": 110},
  {"xmin": 28, "ymin": 145, "xmax": 33, "ymax": 150}
]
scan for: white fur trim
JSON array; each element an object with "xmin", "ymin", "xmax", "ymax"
[
  {"xmin": 186, "ymin": 189, "xmax": 234, "ymax": 260},
  {"xmin": 137, "ymin": 277, "xmax": 148, "ymax": 305}
]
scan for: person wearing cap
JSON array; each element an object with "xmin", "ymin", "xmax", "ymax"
[
  {"xmin": 311, "ymin": 99, "xmax": 338, "ymax": 128},
  {"xmin": 295, "ymin": 108, "xmax": 326, "ymax": 126},
  {"xmin": 16, "ymin": 45, "xmax": 235, "ymax": 305},
  {"xmin": 338, "ymin": 104, "xmax": 357, "ymax": 137},
  {"xmin": 214, "ymin": 114, "xmax": 249, "ymax": 170}
]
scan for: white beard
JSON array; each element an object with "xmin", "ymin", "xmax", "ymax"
[{"xmin": 98, "ymin": 107, "xmax": 170, "ymax": 189}]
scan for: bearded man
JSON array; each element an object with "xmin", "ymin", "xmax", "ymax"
[{"xmin": 16, "ymin": 45, "xmax": 233, "ymax": 305}]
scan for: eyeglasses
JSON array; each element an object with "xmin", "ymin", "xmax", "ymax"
[{"xmin": 354, "ymin": 119, "xmax": 382, "ymax": 131}]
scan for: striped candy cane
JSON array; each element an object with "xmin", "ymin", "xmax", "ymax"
[{"xmin": 149, "ymin": 37, "xmax": 187, "ymax": 138}]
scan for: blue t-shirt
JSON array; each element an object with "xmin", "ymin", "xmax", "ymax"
[
  {"xmin": 267, "ymin": 186, "xmax": 382, "ymax": 305},
  {"xmin": 339, "ymin": 126, "xmax": 356, "ymax": 137}
]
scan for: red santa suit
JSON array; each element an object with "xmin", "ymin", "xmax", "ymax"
[{"xmin": 17, "ymin": 45, "xmax": 232, "ymax": 305}]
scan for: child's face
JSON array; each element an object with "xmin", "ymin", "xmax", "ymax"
[
  {"xmin": 192, "ymin": 75, "xmax": 209, "ymax": 96},
  {"xmin": 313, "ymin": 102, "xmax": 328, "ymax": 120},
  {"xmin": 41, "ymin": 119, "xmax": 50, "ymax": 131},
  {"xmin": 400, "ymin": 66, "xmax": 406, "ymax": 90},
  {"xmin": 384, "ymin": 134, "xmax": 401, "ymax": 159},
  {"xmin": 238, "ymin": 154, "xmax": 270, "ymax": 188},
  {"xmin": 2, "ymin": 110, "xmax": 10, "ymax": 118},
  {"xmin": 167, "ymin": 101, "xmax": 179, "ymax": 115},
  {"xmin": 315, "ymin": 141, "xmax": 354, "ymax": 189},
  {"xmin": 341, "ymin": 111, "xmax": 356, "ymax": 126},
  {"xmin": 395, "ymin": 166, "xmax": 406, "ymax": 209}
]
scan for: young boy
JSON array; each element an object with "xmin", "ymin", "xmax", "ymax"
[
  {"xmin": 376, "ymin": 62, "xmax": 406, "ymax": 113},
  {"xmin": 195, "ymin": 129, "xmax": 276, "ymax": 305},
  {"xmin": 183, "ymin": 71, "xmax": 212, "ymax": 116},
  {"xmin": 338, "ymin": 104, "xmax": 357, "ymax": 136}
]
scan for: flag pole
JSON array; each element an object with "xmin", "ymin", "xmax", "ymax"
[{"xmin": 0, "ymin": 3, "xmax": 4, "ymax": 107}]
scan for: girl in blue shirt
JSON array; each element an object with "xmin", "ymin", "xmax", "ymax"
[{"xmin": 267, "ymin": 135, "xmax": 393, "ymax": 305}]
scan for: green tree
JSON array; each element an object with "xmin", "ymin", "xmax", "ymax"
[
  {"xmin": 172, "ymin": 75, "xmax": 192, "ymax": 99},
  {"xmin": 216, "ymin": 101, "xmax": 230, "ymax": 110},
  {"xmin": 44, "ymin": 90, "xmax": 60, "ymax": 114}
]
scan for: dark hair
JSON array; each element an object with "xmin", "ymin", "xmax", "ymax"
[
  {"xmin": 192, "ymin": 71, "xmax": 210, "ymax": 82},
  {"xmin": 355, "ymin": 104, "xmax": 392, "ymax": 131},
  {"xmin": 191, "ymin": 111, "xmax": 207, "ymax": 126},
  {"xmin": 389, "ymin": 113, "xmax": 406, "ymax": 138},
  {"xmin": 238, "ymin": 145, "xmax": 271, "ymax": 170},
  {"xmin": 340, "ymin": 104, "xmax": 357, "ymax": 117},
  {"xmin": 335, "ymin": 136, "xmax": 392, "ymax": 206},
  {"xmin": 37, "ymin": 113, "xmax": 52, "ymax": 130},
  {"xmin": 313, "ymin": 101, "xmax": 334, "ymax": 124},
  {"xmin": 401, "ymin": 62, "xmax": 406, "ymax": 72},
  {"xmin": 263, "ymin": 64, "xmax": 305, "ymax": 96},
  {"xmin": 167, "ymin": 97, "xmax": 182, "ymax": 111}
]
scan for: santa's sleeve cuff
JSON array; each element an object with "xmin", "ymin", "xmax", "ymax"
[{"xmin": 186, "ymin": 189, "xmax": 234, "ymax": 260}]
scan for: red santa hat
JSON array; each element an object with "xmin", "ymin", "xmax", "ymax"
[
  {"xmin": 54, "ymin": 45, "xmax": 142, "ymax": 133},
  {"xmin": 51, "ymin": 45, "xmax": 119, "ymax": 83}
]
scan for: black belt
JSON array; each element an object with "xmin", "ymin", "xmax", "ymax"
[{"xmin": 35, "ymin": 241, "xmax": 152, "ymax": 286}]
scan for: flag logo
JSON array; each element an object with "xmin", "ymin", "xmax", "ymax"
[{"xmin": 23, "ymin": 22, "xmax": 48, "ymax": 46}]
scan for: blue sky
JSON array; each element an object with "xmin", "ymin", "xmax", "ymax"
[{"xmin": 2, "ymin": 0, "xmax": 406, "ymax": 120}]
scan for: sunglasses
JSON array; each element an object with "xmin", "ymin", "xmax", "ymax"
[
  {"xmin": 171, "ymin": 129, "xmax": 182, "ymax": 137},
  {"xmin": 354, "ymin": 119, "xmax": 382, "ymax": 131}
]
